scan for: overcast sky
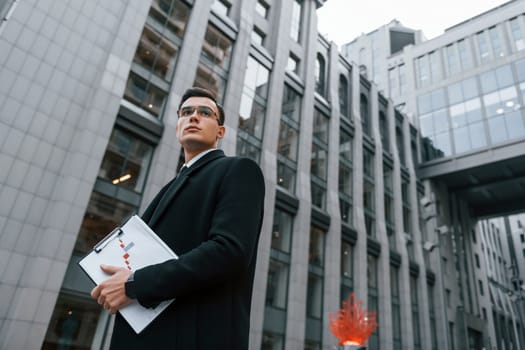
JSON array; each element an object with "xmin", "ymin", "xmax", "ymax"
[{"xmin": 317, "ymin": 0, "xmax": 510, "ymax": 47}]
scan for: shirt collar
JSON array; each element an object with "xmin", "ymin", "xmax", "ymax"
[{"xmin": 184, "ymin": 148, "xmax": 217, "ymax": 168}]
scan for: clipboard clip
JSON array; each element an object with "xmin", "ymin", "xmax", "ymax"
[{"xmin": 94, "ymin": 227, "xmax": 124, "ymax": 253}]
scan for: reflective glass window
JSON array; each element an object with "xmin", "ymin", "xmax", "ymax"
[
  {"xmin": 277, "ymin": 121, "xmax": 299, "ymax": 161},
  {"xmin": 339, "ymin": 75, "xmax": 350, "ymax": 117},
  {"xmin": 238, "ymin": 56, "xmax": 270, "ymax": 139},
  {"xmin": 265, "ymin": 260, "xmax": 289, "ymax": 309},
  {"xmin": 510, "ymin": 18, "xmax": 525, "ymax": 51},
  {"xmin": 98, "ymin": 129, "xmax": 153, "ymax": 192},
  {"xmin": 194, "ymin": 23, "xmax": 233, "ymax": 102},
  {"xmin": 271, "ymin": 209, "xmax": 294, "ymax": 253},
  {"xmin": 256, "ymin": 1, "xmax": 269, "ymax": 18},
  {"xmin": 290, "ymin": 0, "xmax": 302, "ymax": 42},
  {"xmin": 124, "ymin": 72, "xmax": 167, "ymax": 117}
]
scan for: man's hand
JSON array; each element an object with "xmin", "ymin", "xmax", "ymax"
[{"xmin": 91, "ymin": 265, "xmax": 133, "ymax": 315}]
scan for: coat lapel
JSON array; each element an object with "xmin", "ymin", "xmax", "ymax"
[{"xmin": 148, "ymin": 150, "xmax": 225, "ymax": 227}]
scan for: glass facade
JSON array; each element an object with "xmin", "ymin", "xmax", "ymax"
[
  {"xmin": 290, "ymin": 0, "xmax": 302, "ymax": 42},
  {"xmin": 340, "ymin": 240, "xmax": 353, "ymax": 303},
  {"xmin": 311, "ymin": 109, "xmax": 329, "ymax": 209},
  {"xmin": 305, "ymin": 225, "xmax": 325, "ymax": 348},
  {"xmin": 194, "ymin": 23, "xmax": 234, "ymax": 103},
  {"xmin": 391, "ymin": 266, "xmax": 402, "ymax": 350},
  {"xmin": 367, "ymin": 255, "xmax": 379, "ymax": 350},
  {"xmin": 237, "ymin": 56, "xmax": 270, "ymax": 162},
  {"xmin": 339, "ymin": 126, "xmax": 353, "ymax": 225},
  {"xmin": 263, "ymin": 208, "xmax": 294, "ymax": 350},
  {"xmin": 277, "ymin": 85, "xmax": 301, "ymax": 192},
  {"xmin": 363, "ymin": 148, "xmax": 375, "ymax": 237},
  {"xmin": 384, "ymin": 164, "xmax": 395, "ymax": 249}
]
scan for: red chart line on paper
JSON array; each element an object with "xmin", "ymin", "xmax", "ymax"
[{"xmin": 118, "ymin": 238, "xmax": 135, "ymax": 270}]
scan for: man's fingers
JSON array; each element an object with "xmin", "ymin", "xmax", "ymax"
[
  {"xmin": 91, "ymin": 285, "xmax": 100, "ymax": 298},
  {"xmin": 100, "ymin": 264, "xmax": 120, "ymax": 274}
]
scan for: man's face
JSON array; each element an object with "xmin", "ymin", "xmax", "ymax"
[{"xmin": 176, "ymin": 96, "xmax": 225, "ymax": 153}]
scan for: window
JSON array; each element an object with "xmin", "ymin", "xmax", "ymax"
[
  {"xmin": 194, "ymin": 23, "xmax": 234, "ymax": 103},
  {"xmin": 367, "ymin": 255, "xmax": 379, "ymax": 350},
  {"xmin": 133, "ymin": 25, "xmax": 179, "ymax": 81},
  {"xmin": 311, "ymin": 109, "xmax": 329, "ymax": 210},
  {"xmin": 251, "ymin": 27, "xmax": 265, "ymax": 46},
  {"xmin": 255, "ymin": 0, "xmax": 269, "ymax": 18},
  {"xmin": 399, "ymin": 64, "xmax": 406, "ymax": 95},
  {"xmin": 211, "ymin": 0, "xmax": 230, "ymax": 16},
  {"xmin": 315, "ymin": 54, "xmax": 326, "ymax": 96},
  {"xmin": 458, "ymin": 39, "xmax": 472, "ymax": 70},
  {"xmin": 339, "ymin": 75, "xmax": 350, "ymax": 117},
  {"xmin": 261, "ymin": 332, "xmax": 284, "ymax": 350},
  {"xmin": 402, "ymin": 179, "xmax": 413, "ymax": 258},
  {"xmin": 428, "ymin": 284, "xmax": 439, "ymax": 350},
  {"xmin": 149, "ymin": 0, "xmax": 190, "ymax": 39},
  {"xmin": 42, "ymin": 293, "xmax": 105, "ymax": 350},
  {"xmin": 287, "ymin": 54, "xmax": 300, "ymax": 74},
  {"xmin": 446, "ymin": 44, "xmax": 459, "ymax": 76},
  {"xmin": 237, "ymin": 56, "xmax": 270, "ymax": 162},
  {"xmin": 341, "ymin": 241, "xmax": 353, "ymax": 280},
  {"xmin": 339, "ymin": 128, "xmax": 353, "ymax": 225},
  {"xmin": 277, "ymin": 85, "xmax": 301, "ymax": 192},
  {"xmin": 363, "ymin": 149, "xmax": 375, "ymax": 237},
  {"xmin": 379, "ymin": 111, "xmax": 389, "ymax": 152},
  {"xmin": 429, "ymin": 50, "xmax": 442, "ymax": 82},
  {"xmin": 478, "ymin": 280, "xmax": 484, "ymax": 295},
  {"xmin": 510, "ymin": 17, "xmax": 525, "ymax": 51},
  {"xmin": 98, "ymin": 129, "xmax": 153, "ymax": 193},
  {"xmin": 263, "ymin": 208, "xmax": 293, "ymax": 344},
  {"xmin": 448, "ymin": 77, "xmax": 485, "ymax": 154},
  {"xmin": 306, "ymin": 226, "xmax": 325, "ymax": 322},
  {"xmin": 310, "ymin": 143, "xmax": 327, "ymax": 180},
  {"xmin": 396, "ymin": 126, "xmax": 405, "ymax": 166},
  {"xmin": 480, "ymin": 65, "xmax": 523, "ymax": 145},
  {"xmin": 489, "ymin": 26, "xmax": 505, "ymax": 58},
  {"xmin": 290, "ymin": 0, "xmax": 302, "ymax": 42},
  {"xmin": 411, "ymin": 276, "xmax": 421, "ymax": 350},
  {"xmin": 360, "ymin": 94, "xmax": 371, "ymax": 136},
  {"xmin": 418, "ymin": 88, "xmax": 451, "ymax": 160},
  {"xmin": 124, "ymin": 72, "xmax": 168, "ymax": 117},
  {"xmin": 389, "ymin": 67, "xmax": 398, "ymax": 97},
  {"xmin": 384, "ymin": 165, "xmax": 395, "ymax": 248},
  {"xmin": 271, "ymin": 209, "xmax": 294, "ymax": 253},
  {"xmin": 416, "ymin": 55, "xmax": 429, "ymax": 87},
  {"xmin": 340, "ymin": 240, "xmax": 353, "ymax": 305},
  {"xmin": 309, "ymin": 226, "xmax": 325, "ymax": 267},
  {"xmin": 391, "ymin": 266, "xmax": 402, "ymax": 350},
  {"xmin": 476, "ymin": 31, "xmax": 490, "ymax": 63}
]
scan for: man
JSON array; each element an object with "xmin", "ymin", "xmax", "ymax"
[{"xmin": 91, "ymin": 87, "xmax": 265, "ymax": 349}]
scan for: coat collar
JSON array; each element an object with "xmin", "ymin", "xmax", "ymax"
[{"xmin": 147, "ymin": 149, "xmax": 225, "ymax": 227}]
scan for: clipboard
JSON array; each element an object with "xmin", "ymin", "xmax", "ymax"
[{"xmin": 78, "ymin": 215, "xmax": 178, "ymax": 334}]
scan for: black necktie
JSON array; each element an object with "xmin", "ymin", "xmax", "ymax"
[{"xmin": 177, "ymin": 165, "xmax": 189, "ymax": 179}]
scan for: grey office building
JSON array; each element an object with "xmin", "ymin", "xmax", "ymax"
[
  {"xmin": 343, "ymin": 1, "xmax": 525, "ymax": 349},
  {"xmin": 1, "ymin": 0, "xmax": 524, "ymax": 350}
]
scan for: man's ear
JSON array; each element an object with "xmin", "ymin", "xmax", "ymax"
[{"xmin": 216, "ymin": 125, "xmax": 226, "ymax": 139}]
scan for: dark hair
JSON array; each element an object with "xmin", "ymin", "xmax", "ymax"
[{"xmin": 178, "ymin": 87, "xmax": 225, "ymax": 125}]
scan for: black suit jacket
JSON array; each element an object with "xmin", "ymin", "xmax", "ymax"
[{"xmin": 110, "ymin": 150, "xmax": 265, "ymax": 350}]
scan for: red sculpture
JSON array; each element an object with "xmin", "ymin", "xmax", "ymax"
[{"xmin": 329, "ymin": 293, "xmax": 378, "ymax": 346}]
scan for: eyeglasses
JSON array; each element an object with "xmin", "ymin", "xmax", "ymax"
[{"xmin": 178, "ymin": 105, "xmax": 219, "ymax": 122}]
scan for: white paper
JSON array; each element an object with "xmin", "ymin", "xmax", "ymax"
[{"xmin": 78, "ymin": 215, "xmax": 178, "ymax": 333}]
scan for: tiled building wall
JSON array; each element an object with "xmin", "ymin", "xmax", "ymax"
[{"xmin": 0, "ymin": 0, "xmax": 151, "ymax": 348}]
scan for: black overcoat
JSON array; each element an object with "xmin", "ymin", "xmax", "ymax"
[{"xmin": 110, "ymin": 150, "xmax": 265, "ymax": 349}]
